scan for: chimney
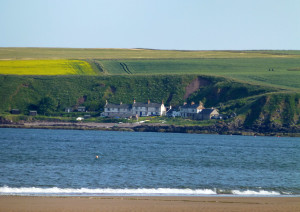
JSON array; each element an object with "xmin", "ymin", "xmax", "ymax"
[
  {"xmin": 148, "ymin": 99, "xmax": 150, "ymax": 104},
  {"xmin": 120, "ymin": 101, "xmax": 123, "ymax": 105},
  {"xmin": 199, "ymin": 101, "xmax": 205, "ymax": 109},
  {"xmin": 133, "ymin": 99, "xmax": 136, "ymax": 104},
  {"xmin": 105, "ymin": 100, "xmax": 108, "ymax": 105},
  {"xmin": 191, "ymin": 101, "xmax": 195, "ymax": 105}
]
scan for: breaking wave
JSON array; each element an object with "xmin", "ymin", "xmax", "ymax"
[{"xmin": 0, "ymin": 186, "xmax": 284, "ymax": 196}]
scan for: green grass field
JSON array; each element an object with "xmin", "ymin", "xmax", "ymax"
[
  {"xmin": 1, "ymin": 48, "xmax": 300, "ymax": 91},
  {"xmin": 0, "ymin": 59, "xmax": 97, "ymax": 75},
  {"xmin": 98, "ymin": 58, "xmax": 300, "ymax": 91}
]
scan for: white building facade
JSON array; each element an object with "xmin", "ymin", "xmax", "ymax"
[
  {"xmin": 102, "ymin": 102, "xmax": 132, "ymax": 118},
  {"xmin": 180, "ymin": 101, "xmax": 205, "ymax": 119},
  {"xmin": 132, "ymin": 100, "xmax": 166, "ymax": 117},
  {"xmin": 102, "ymin": 100, "xmax": 166, "ymax": 118}
]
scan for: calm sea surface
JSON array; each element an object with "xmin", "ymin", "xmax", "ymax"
[{"xmin": 0, "ymin": 128, "xmax": 299, "ymax": 196}]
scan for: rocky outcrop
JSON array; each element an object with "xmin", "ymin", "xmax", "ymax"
[
  {"xmin": 133, "ymin": 122, "xmax": 300, "ymax": 136},
  {"xmin": 0, "ymin": 117, "xmax": 13, "ymax": 124}
]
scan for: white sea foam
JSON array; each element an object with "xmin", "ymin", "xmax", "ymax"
[
  {"xmin": 0, "ymin": 186, "xmax": 215, "ymax": 196},
  {"xmin": 0, "ymin": 186, "xmax": 285, "ymax": 196},
  {"xmin": 232, "ymin": 189, "xmax": 281, "ymax": 196}
]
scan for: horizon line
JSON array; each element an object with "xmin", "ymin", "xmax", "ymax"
[{"xmin": 0, "ymin": 47, "xmax": 299, "ymax": 51}]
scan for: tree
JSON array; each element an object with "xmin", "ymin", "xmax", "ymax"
[
  {"xmin": 86, "ymin": 100, "xmax": 101, "ymax": 112},
  {"xmin": 38, "ymin": 96, "xmax": 58, "ymax": 115}
]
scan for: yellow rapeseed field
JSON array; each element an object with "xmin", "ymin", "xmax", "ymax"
[{"xmin": 0, "ymin": 59, "xmax": 97, "ymax": 75}]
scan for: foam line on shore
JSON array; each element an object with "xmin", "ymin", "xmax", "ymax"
[{"xmin": 0, "ymin": 186, "xmax": 284, "ymax": 196}]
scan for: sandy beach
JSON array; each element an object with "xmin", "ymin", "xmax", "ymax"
[{"xmin": 0, "ymin": 196, "xmax": 299, "ymax": 212}]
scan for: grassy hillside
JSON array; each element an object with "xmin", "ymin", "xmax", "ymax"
[
  {"xmin": 0, "ymin": 75, "xmax": 276, "ymax": 113},
  {"xmin": 0, "ymin": 59, "xmax": 98, "ymax": 75},
  {"xmin": 241, "ymin": 93, "xmax": 300, "ymax": 128},
  {"xmin": 0, "ymin": 75, "xmax": 195, "ymax": 113}
]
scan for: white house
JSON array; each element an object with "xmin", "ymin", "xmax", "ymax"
[
  {"xmin": 102, "ymin": 100, "xmax": 166, "ymax": 118},
  {"xmin": 180, "ymin": 101, "xmax": 205, "ymax": 119},
  {"xmin": 102, "ymin": 101, "xmax": 132, "ymax": 118},
  {"xmin": 132, "ymin": 99, "xmax": 166, "ymax": 117}
]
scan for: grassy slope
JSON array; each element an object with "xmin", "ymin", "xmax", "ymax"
[
  {"xmin": 0, "ymin": 75, "xmax": 195, "ymax": 112},
  {"xmin": 241, "ymin": 92, "xmax": 300, "ymax": 128},
  {"xmin": 0, "ymin": 74, "xmax": 277, "ymax": 120}
]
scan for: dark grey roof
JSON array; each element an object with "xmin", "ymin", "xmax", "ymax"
[
  {"xmin": 105, "ymin": 103, "xmax": 131, "ymax": 109},
  {"xmin": 133, "ymin": 102, "xmax": 162, "ymax": 107},
  {"xmin": 180, "ymin": 104, "xmax": 200, "ymax": 109}
]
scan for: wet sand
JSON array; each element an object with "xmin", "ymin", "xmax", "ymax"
[{"xmin": 0, "ymin": 196, "xmax": 299, "ymax": 212}]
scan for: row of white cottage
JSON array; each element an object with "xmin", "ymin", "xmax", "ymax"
[{"xmin": 101, "ymin": 100, "xmax": 219, "ymax": 120}]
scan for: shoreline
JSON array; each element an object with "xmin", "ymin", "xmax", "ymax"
[
  {"xmin": 1, "ymin": 196, "xmax": 299, "ymax": 212},
  {"xmin": 1, "ymin": 120, "xmax": 300, "ymax": 137}
]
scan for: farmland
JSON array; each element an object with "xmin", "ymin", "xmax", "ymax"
[
  {"xmin": 0, "ymin": 59, "xmax": 97, "ymax": 75},
  {"xmin": 1, "ymin": 48, "xmax": 300, "ymax": 60},
  {"xmin": 1, "ymin": 48, "xmax": 300, "ymax": 91},
  {"xmin": 97, "ymin": 58, "xmax": 300, "ymax": 91}
]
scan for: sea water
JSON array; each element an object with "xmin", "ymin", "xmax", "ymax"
[{"xmin": 0, "ymin": 128, "xmax": 299, "ymax": 196}]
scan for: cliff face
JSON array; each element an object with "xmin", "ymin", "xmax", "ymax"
[
  {"xmin": 183, "ymin": 76, "xmax": 212, "ymax": 99},
  {"xmin": 242, "ymin": 93, "xmax": 300, "ymax": 129}
]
